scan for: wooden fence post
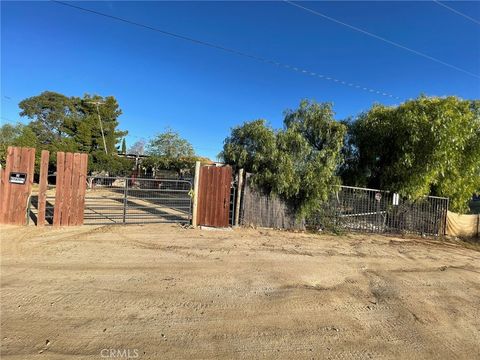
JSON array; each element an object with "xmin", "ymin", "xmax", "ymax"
[
  {"xmin": 6, "ymin": 147, "xmax": 21, "ymax": 224},
  {"xmin": 0, "ymin": 147, "xmax": 35, "ymax": 225},
  {"xmin": 53, "ymin": 152, "xmax": 65, "ymax": 226},
  {"xmin": 52, "ymin": 152, "xmax": 88, "ymax": 226},
  {"xmin": 37, "ymin": 150, "xmax": 49, "ymax": 226},
  {"xmin": 191, "ymin": 161, "xmax": 201, "ymax": 227},
  {"xmin": 76, "ymin": 153, "xmax": 88, "ymax": 225},
  {"xmin": 234, "ymin": 168, "xmax": 244, "ymax": 227},
  {"xmin": 61, "ymin": 152, "xmax": 74, "ymax": 226}
]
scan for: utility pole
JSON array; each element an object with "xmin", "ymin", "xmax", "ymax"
[{"xmin": 87, "ymin": 101, "xmax": 108, "ymax": 154}]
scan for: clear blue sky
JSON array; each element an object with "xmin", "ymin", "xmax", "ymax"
[{"xmin": 2, "ymin": 1, "xmax": 479, "ymax": 159}]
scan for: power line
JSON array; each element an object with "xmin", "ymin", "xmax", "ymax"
[
  {"xmin": 284, "ymin": 0, "xmax": 480, "ymax": 79},
  {"xmin": 433, "ymin": 0, "xmax": 480, "ymax": 26},
  {"xmin": 51, "ymin": 0, "xmax": 400, "ymax": 100}
]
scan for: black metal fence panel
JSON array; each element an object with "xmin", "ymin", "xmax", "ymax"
[{"xmin": 310, "ymin": 186, "xmax": 448, "ymax": 236}]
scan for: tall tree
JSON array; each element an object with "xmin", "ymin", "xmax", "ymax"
[
  {"xmin": 279, "ymin": 100, "xmax": 346, "ymax": 215},
  {"xmin": 18, "ymin": 91, "xmax": 127, "ymax": 154},
  {"xmin": 121, "ymin": 138, "xmax": 127, "ymax": 154},
  {"xmin": 19, "ymin": 91, "xmax": 73, "ymax": 145},
  {"xmin": 16, "ymin": 91, "xmax": 129, "ymax": 173},
  {"xmin": 222, "ymin": 119, "xmax": 278, "ymax": 192},
  {"xmin": 341, "ymin": 96, "xmax": 480, "ymax": 212},
  {"xmin": 146, "ymin": 128, "xmax": 195, "ymax": 158},
  {"xmin": 68, "ymin": 94, "xmax": 127, "ymax": 154},
  {"xmin": 222, "ymin": 100, "xmax": 346, "ymax": 217}
]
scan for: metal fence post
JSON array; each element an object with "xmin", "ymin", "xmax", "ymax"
[
  {"xmin": 443, "ymin": 197, "xmax": 449, "ymax": 236},
  {"xmin": 123, "ymin": 177, "xmax": 128, "ymax": 224},
  {"xmin": 376, "ymin": 199, "xmax": 381, "ymax": 232}
]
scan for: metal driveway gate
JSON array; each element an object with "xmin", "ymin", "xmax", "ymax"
[{"xmin": 83, "ymin": 176, "xmax": 192, "ymax": 225}]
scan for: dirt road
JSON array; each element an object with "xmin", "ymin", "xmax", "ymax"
[{"xmin": 1, "ymin": 224, "xmax": 479, "ymax": 359}]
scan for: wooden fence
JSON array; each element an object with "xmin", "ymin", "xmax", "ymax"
[
  {"xmin": 52, "ymin": 152, "xmax": 88, "ymax": 226},
  {"xmin": 197, "ymin": 165, "xmax": 232, "ymax": 227},
  {"xmin": 240, "ymin": 174, "xmax": 304, "ymax": 230},
  {"xmin": 0, "ymin": 147, "xmax": 36, "ymax": 225},
  {"xmin": 36, "ymin": 150, "xmax": 49, "ymax": 226}
]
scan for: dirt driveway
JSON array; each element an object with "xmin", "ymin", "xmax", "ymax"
[{"xmin": 1, "ymin": 224, "xmax": 479, "ymax": 359}]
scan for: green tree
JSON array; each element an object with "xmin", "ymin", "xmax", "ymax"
[
  {"xmin": 342, "ymin": 96, "xmax": 480, "ymax": 212},
  {"xmin": 89, "ymin": 151, "xmax": 133, "ymax": 175},
  {"xmin": 121, "ymin": 138, "xmax": 127, "ymax": 154},
  {"xmin": 19, "ymin": 91, "xmax": 73, "ymax": 145},
  {"xmin": 146, "ymin": 128, "xmax": 195, "ymax": 158},
  {"xmin": 222, "ymin": 100, "xmax": 346, "ymax": 217},
  {"xmin": 142, "ymin": 155, "xmax": 212, "ymax": 177},
  {"xmin": 221, "ymin": 119, "xmax": 278, "ymax": 192},
  {"xmin": 0, "ymin": 123, "xmax": 38, "ymax": 166},
  {"xmin": 278, "ymin": 101, "xmax": 346, "ymax": 215},
  {"xmin": 17, "ymin": 91, "xmax": 129, "ymax": 174},
  {"xmin": 67, "ymin": 94, "xmax": 127, "ymax": 155}
]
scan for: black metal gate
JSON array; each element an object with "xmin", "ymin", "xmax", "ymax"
[{"xmin": 83, "ymin": 176, "xmax": 192, "ymax": 225}]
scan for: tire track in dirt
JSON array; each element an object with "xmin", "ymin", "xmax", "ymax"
[{"xmin": 2, "ymin": 224, "xmax": 479, "ymax": 359}]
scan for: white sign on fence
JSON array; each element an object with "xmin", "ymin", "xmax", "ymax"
[{"xmin": 392, "ymin": 193, "xmax": 399, "ymax": 206}]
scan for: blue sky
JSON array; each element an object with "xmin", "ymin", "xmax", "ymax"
[{"xmin": 1, "ymin": 1, "xmax": 479, "ymax": 159}]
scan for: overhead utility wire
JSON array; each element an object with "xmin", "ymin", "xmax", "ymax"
[
  {"xmin": 433, "ymin": 0, "xmax": 480, "ymax": 26},
  {"xmin": 51, "ymin": 0, "xmax": 400, "ymax": 100},
  {"xmin": 284, "ymin": 0, "xmax": 480, "ymax": 79}
]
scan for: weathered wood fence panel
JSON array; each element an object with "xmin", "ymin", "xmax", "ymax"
[
  {"xmin": 0, "ymin": 146, "xmax": 36, "ymax": 225},
  {"xmin": 241, "ymin": 174, "xmax": 304, "ymax": 230},
  {"xmin": 37, "ymin": 150, "xmax": 50, "ymax": 226},
  {"xmin": 197, "ymin": 166, "xmax": 232, "ymax": 227},
  {"xmin": 53, "ymin": 152, "xmax": 88, "ymax": 226}
]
